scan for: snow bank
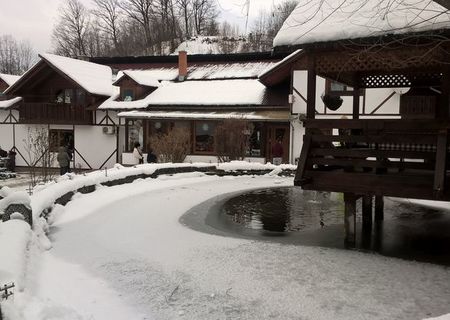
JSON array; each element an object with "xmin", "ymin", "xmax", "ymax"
[
  {"xmin": 424, "ymin": 314, "xmax": 450, "ymax": 320},
  {"xmin": 217, "ymin": 160, "xmax": 296, "ymax": 172},
  {"xmin": 0, "ymin": 220, "xmax": 32, "ymax": 288},
  {"xmin": 0, "ymin": 191, "xmax": 31, "ymax": 213},
  {"xmin": 31, "ymin": 163, "xmax": 213, "ymax": 217},
  {"xmin": 30, "ymin": 162, "xmax": 295, "ymax": 219}
]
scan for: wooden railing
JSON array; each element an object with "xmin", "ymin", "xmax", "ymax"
[
  {"xmin": 295, "ymin": 119, "xmax": 450, "ymax": 201},
  {"xmin": 19, "ymin": 103, "xmax": 92, "ymax": 125}
]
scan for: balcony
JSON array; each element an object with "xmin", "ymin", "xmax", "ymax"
[
  {"xmin": 19, "ymin": 103, "xmax": 92, "ymax": 125},
  {"xmin": 295, "ymin": 119, "xmax": 450, "ymax": 201}
]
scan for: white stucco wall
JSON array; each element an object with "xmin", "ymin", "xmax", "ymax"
[
  {"xmin": 74, "ymin": 125, "xmax": 118, "ymax": 170},
  {"xmin": 0, "ymin": 111, "xmax": 14, "ymax": 151}
]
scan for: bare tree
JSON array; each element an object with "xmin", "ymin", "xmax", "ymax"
[
  {"xmin": 0, "ymin": 35, "xmax": 35, "ymax": 75},
  {"xmin": 53, "ymin": 0, "xmax": 91, "ymax": 57},
  {"xmin": 23, "ymin": 128, "xmax": 56, "ymax": 188},
  {"xmin": 120, "ymin": 0, "xmax": 155, "ymax": 54},
  {"xmin": 176, "ymin": 0, "xmax": 192, "ymax": 38},
  {"xmin": 244, "ymin": 0, "xmax": 298, "ymax": 52},
  {"xmin": 192, "ymin": 0, "xmax": 218, "ymax": 35},
  {"xmin": 92, "ymin": 0, "xmax": 123, "ymax": 54}
]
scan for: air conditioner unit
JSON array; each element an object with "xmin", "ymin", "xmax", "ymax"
[{"xmin": 102, "ymin": 126, "xmax": 116, "ymax": 135}]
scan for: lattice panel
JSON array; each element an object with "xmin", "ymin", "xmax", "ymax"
[
  {"xmin": 362, "ymin": 74, "xmax": 411, "ymax": 88},
  {"xmin": 315, "ymin": 45, "xmax": 446, "ymax": 75}
]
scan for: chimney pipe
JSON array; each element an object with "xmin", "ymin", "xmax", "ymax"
[{"xmin": 178, "ymin": 51, "xmax": 188, "ymax": 81}]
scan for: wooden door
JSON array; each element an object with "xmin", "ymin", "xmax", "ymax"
[{"xmin": 266, "ymin": 124, "xmax": 290, "ymax": 164}]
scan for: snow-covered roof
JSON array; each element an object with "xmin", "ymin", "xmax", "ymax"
[
  {"xmin": 39, "ymin": 53, "xmax": 114, "ymax": 96},
  {"xmin": 117, "ymin": 110, "xmax": 290, "ymax": 121},
  {"xmin": 188, "ymin": 62, "xmax": 276, "ymax": 80},
  {"xmin": 100, "ymin": 79, "xmax": 280, "ymax": 110},
  {"xmin": 146, "ymin": 79, "xmax": 268, "ymax": 106},
  {"xmin": 0, "ymin": 97, "xmax": 22, "ymax": 109},
  {"xmin": 115, "ymin": 62, "xmax": 277, "ymax": 86},
  {"xmin": 0, "ymin": 74, "xmax": 21, "ymax": 87},
  {"xmin": 120, "ymin": 70, "xmax": 163, "ymax": 87},
  {"xmin": 274, "ymin": 0, "xmax": 450, "ymax": 48},
  {"xmin": 259, "ymin": 49, "xmax": 303, "ymax": 79}
]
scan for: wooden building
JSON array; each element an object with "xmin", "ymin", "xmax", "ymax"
[
  {"xmin": 266, "ymin": 0, "xmax": 450, "ymax": 243},
  {"xmin": 95, "ymin": 51, "xmax": 292, "ymax": 164},
  {"xmin": 1, "ymin": 54, "xmax": 119, "ymax": 169}
]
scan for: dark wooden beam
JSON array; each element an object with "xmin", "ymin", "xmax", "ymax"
[
  {"xmin": 352, "ymin": 74, "xmax": 360, "ymax": 119},
  {"xmin": 362, "ymin": 195, "xmax": 373, "ymax": 228},
  {"xmin": 433, "ymin": 130, "xmax": 448, "ymax": 198},
  {"xmin": 439, "ymin": 71, "xmax": 450, "ymax": 119},
  {"xmin": 375, "ymin": 196, "xmax": 384, "ymax": 221},
  {"xmin": 306, "ymin": 56, "xmax": 316, "ymax": 119}
]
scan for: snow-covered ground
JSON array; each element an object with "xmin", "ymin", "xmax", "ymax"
[{"xmin": 1, "ymin": 169, "xmax": 450, "ymax": 319}]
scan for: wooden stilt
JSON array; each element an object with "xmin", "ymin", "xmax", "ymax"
[
  {"xmin": 375, "ymin": 196, "xmax": 384, "ymax": 221},
  {"xmin": 344, "ymin": 193, "xmax": 357, "ymax": 245},
  {"xmin": 362, "ymin": 195, "xmax": 373, "ymax": 228}
]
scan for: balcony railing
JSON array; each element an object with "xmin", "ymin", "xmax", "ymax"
[
  {"xmin": 19, "ymin": 103, "xmax": 92, "ymax": 125},
  {"xmin": 295, "ymin": 119, "xmax": 450, "ymax": 201}
]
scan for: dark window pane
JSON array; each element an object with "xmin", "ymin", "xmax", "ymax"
[{"xmin": 195, "ymin": 122, "xmax": 215, "ymax": 153}]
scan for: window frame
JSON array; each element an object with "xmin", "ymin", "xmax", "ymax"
[
  {"xmin": 49, "ymin": 129, "xmax": 74, "ymax": 153},
  {"xmin": 193, "ymin": 121, "xmax": 216, "ymax": 155},
  {"xmin": 325, "ymin": 79, "xmax": 364, "ymax": 96}
]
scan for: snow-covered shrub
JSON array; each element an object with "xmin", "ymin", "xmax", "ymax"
[{"xmin": 149, "ymin": 127, "xmax": 191, "ymax": 163}]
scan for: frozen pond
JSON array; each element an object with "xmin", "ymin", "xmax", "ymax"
[{"xmin": 183, "ymin": 187, "xmax": 450, "ymax": 266}]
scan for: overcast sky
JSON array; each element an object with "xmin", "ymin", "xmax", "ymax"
[{"xmin": 0, "ymin": 0, "xmax": 281, "ymax": 54}]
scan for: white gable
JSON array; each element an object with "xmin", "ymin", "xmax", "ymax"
[
  {"xmin": 274, "ymin": 0, "xmax": 450, "ymax": 47},
  {"xmin": 40, "ymin": 53, "xmax": 114, "ymax": 96}
]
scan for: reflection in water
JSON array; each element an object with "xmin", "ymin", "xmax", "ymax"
[
  {"xmin": 220, "ymin": 187, "xmax": 450, "ymax": 265},
  {"xmin": 222, "ymin": 187, "xmax": 344, "ymax": 232}
]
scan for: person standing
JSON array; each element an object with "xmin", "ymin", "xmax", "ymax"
[
  {"xmin": 146, "ymin": 147, "xmax": 157, "ymax": 163},
  {"xmin": 272, "ymin": 137, "xmax": 284, "ymax": 165},
  {"xmin": 133, "ymin": 142, "xmax": 144, "ymax": 164},
  {"xmin": 57, "ymin": 144, "xmax": 70, "ymax": 175}
]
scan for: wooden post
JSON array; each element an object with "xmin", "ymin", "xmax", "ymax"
[
  {"xmin": 362, "ymin": 195, "xmax": 373, "ymax": 228},
  {"xmin": 375, "ymin": 196, "xmax": 384, "ymax": 221},
  {"xmin": 306, "ymin": 56, "xmax": 316, "ymax": 120},
  {"xmin": 352, "ymin": 74, "xmax": 360, "ymax": 120},
  {"xmin": 434, "ymin": 130, "xmax": 448, "ymax": 199},
  {"xmin": 438, "ymin": 70, "xmax": 450, "ymax": 119},
  {"xmin": 344, "ymin": 193, "xmax": 357, "ymax": 245}
]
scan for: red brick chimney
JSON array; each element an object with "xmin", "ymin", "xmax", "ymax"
[{"xmin": 178, "ymin": 51, "xmax": 188, "ymax": 81}]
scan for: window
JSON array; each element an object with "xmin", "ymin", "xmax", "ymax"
[
  {"xmin": 326, "ymin": 79, "xmax": 362, "ymax": 96},
  {"xmin": 76, "ymin": 89, "xmax": 85, "ymax": 105},
  {"xmin": 247, "ymin": 122, "xmax": 264, "ymax": 157},
  {"xmin": 127, "ymin": 119, "xmax": 143, "ymax": 152},
  {"xmin": 49, "ymin": 129, "xmax": 74, "ymax": 152},
  {"xmin": 194, "ymin": 121, "xmax": 216, "ymax": 153},
  {"xmin": 64, "ymin": 89, "xmax": 73, "ymax": 104},
  {"xmin": 123, "ymin": 89, "xmax": 134, "ymax": 101}
]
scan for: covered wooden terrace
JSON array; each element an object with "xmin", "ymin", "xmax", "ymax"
[{"xmin": 292, "ymin": 38, "xmax": 450, "ymax": 243}]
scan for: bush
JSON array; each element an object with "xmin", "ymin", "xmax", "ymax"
[
  {"xmin": 148, "ymin": 127, "xmax": 191, "ymax": 163},
  {"xmin": 214, "ymin": 120, "xmax": 249, "ymax": 163}
]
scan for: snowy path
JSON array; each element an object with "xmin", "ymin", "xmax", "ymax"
[{"xmin": 19, "ymin": 173, "xmax": 450, "ymax": 320}]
